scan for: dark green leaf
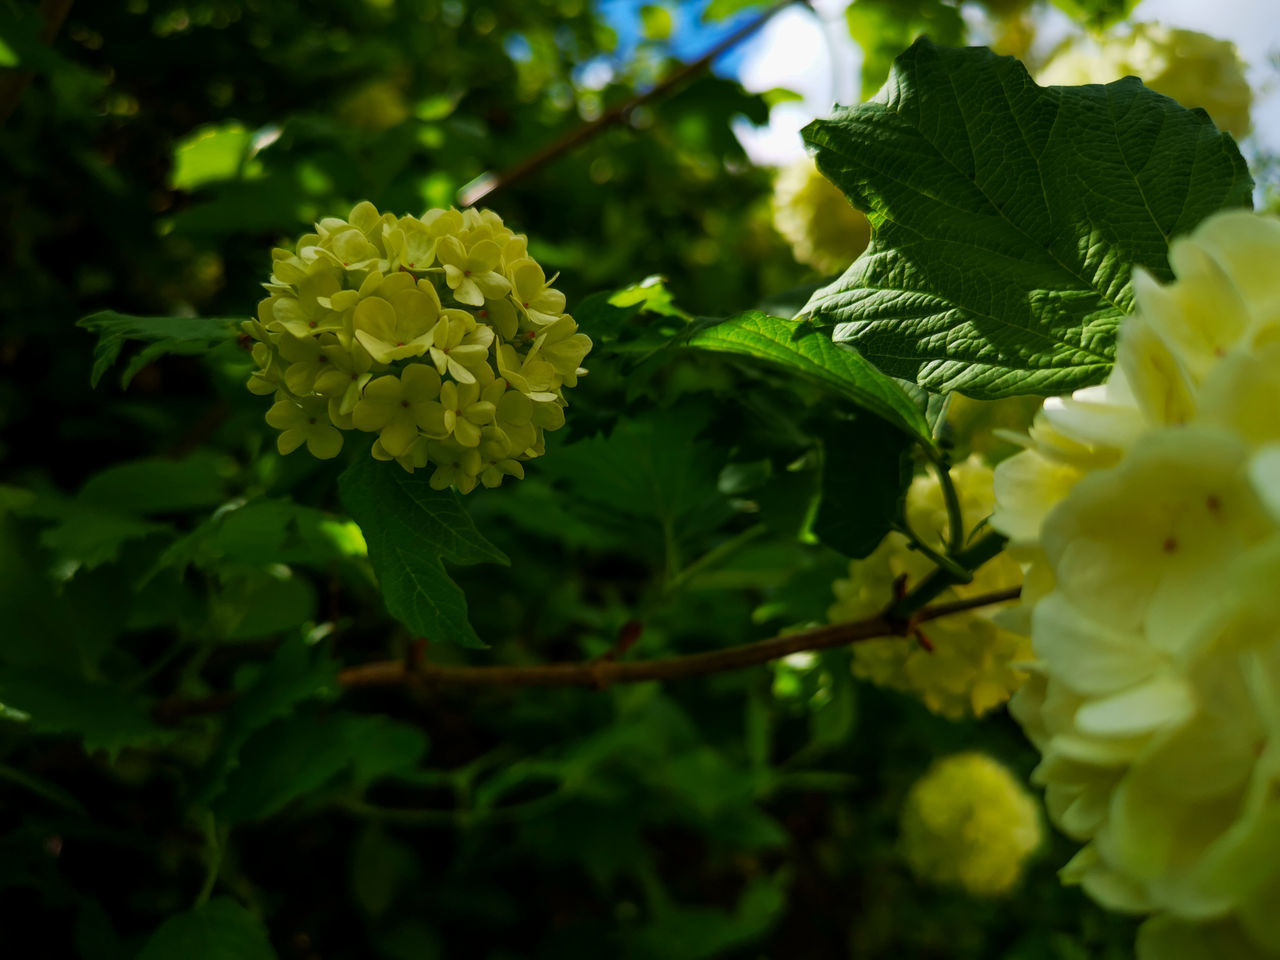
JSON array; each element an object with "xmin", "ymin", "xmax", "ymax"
[
  {"xmin": 809, "ymin": 652, "xmax": 858, "ymax": 747},
  {"xmin": 39, "ymin": 503, "xmax": 168, "ymax": 572},
  {"xmin": 627, "ymin": 871, "xmax": 789, "ymax": 960},
  {"xmin": 78, "ymin": 311, "xmax": 239, "ymax": 389},
  {"xmin": 0, "ymin": 665, "xmax": 167, "ymax": 755},
  {"xmin": 136, "ymin": 898, "xmax": 276, "ymax": 960},
  {"xmin": 209, "ymin": 569, "xmax": 317, "ymax": 640},
  {"xmin": 543, "ymin": 407, "xmax": 732, "ymax": 554},
  {"xmin": 216, "ymin": 710, "xmax": 427, "ymax": 823},
  {"xmin": 338, "ymin": 458, "xmax": 508, "ymax": 648},
  {"xmin": 77, "ymin": 453, "xmax": 231, "ymax": 515},
  {"xmin": 802, "ymin": 40, "xmax": 1253, "ymax": 398},
  {"xmin": 687, "ymin": 311, "xmax": 931, "ymax": 439},
  {"xmin": 197, "ymin": 637, "xmax": 340, "ymax": 803},
  {"xmin": 814, "ymin": 413, "xmax": 914, "ymax": 559},
  {"xmin": 846, "ymin": 0, "xmax": 964, "ymax": 96},
  {"xmin": 377, "ymin": 922, "xmax": 443, "ymax": 960},
  {"xmin": 351, "ymin": 824, "xmax": 419, "ymax": 919},
  {"xmin": 346, "ymin": 714, "xmax": 431, "ymax": 786},
  {"xmin": 0, "ymin": 516, "xmax": 139, "ymax": 669}
]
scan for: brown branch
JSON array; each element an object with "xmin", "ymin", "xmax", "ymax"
[
  {"xmin": 338, "ymin": 586, "xmax": 1023, "ymax": 690},
  {"xmin": 156, "ymin": 587, "xmax": 1021, "ymax": 722},
  {"xmin": 458, "ymin": 0, "xmax": 805, "ymax": 207}
]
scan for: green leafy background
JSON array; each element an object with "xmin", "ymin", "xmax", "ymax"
[{"xmin": 0, "ymin": 0, "xmax": 1242, "ymax": 956}]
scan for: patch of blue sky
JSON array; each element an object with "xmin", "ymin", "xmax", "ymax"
[{"xmin": 591, "ymin": 0, "xmax": 762, "ymax": 76}]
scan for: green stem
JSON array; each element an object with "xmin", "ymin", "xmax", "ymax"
[
  {"xmin": 194, "ymin": 810, "xmax": 223, "ymax": 906},
  {"xmin": 893, "ymin": 519, "xmax": 970, "ymax": 582},
  {"xmin": 890, "ymin": 531, "xmax": 1008, "ymax": 619},
  {"xmin": 336, "ymin": 790, "xmax": 567, "ymax": 828},
  {"xmin": 664, "ymin": 523, "xmax": 767, "ymax": 594},
  {"xmin": 0, "ymin": 763, "xmax": 86, "ymax": 815},
  {"xmin": 660, "ymin": 517, "xmax": 682, "ymax": 586},
  {"xmin": 923, "ymin": 447, "xmax": 965, "ymax": 553}
]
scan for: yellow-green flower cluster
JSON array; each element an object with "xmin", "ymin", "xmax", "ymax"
[
  {"xmin": 992, "ymin": 211, "xmax": 1280, "ymax": 959},
  {"xmin": 1038, "ymin": 23, "xmax": 1252, "ymax": 138},
  {"xmin": 244, "ymin": 202, "xmax": 591, "ymax": 493},
  {"xmin": 900, "ymin": 752, "xmax": 1043, "ymax": 897},
  {"xmin": 771, "ymin": 158, "xmax": 871, "ymax": 275},
  {"xmin": 828, "ymin": 457, "xmax": 1029, "ymax": 719}
]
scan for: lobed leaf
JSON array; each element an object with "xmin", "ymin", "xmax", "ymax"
[
  {"xmin": 78, "ymin": 311, "xmax": 239, "ymax": 389},
  {"xmin": 801, "ymin": 40, "xmax": 1253, "ymax": 399},
  {"xmin": 338, "ymin": 457, "xmax": 508, "ymax": 648}
]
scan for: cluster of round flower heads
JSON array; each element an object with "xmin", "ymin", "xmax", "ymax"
[
  {"xmin": 1038, "ymin": 23, "xmax": 1252, "ymax": 139},
  {"xmin": 899, "ymin": 752, "xmax": 1043, "ymax": 898},
  {"xmin": 771, "ymin": 158, "xmax": 871, "ymax": 276},
  {"xmin": 991, "ymin": 211, "xmax": 1280, "ymax": 959},
  {"xmin": 243, "ymin": 202, "xmax": 591, "ymax": 493},
  {"xmin": 828, "ymin": 456, "xmax": 1030, "ymax": 720}
]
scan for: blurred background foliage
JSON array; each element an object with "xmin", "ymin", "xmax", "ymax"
[{"xmin": 0, "ymin": 0, "xmax": 1245, "ymax": 955}]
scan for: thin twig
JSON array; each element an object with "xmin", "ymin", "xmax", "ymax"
[
  {"xmin": 154, "ymin": 580, "xmax": 1020, "ymax": 722},
  {"xmin": 333, "ymin": 586, "xmax": 1021, "ymax": 691},
  {"xmin": 889, "ymin": 531, "xmax": 1009, "ymax": 619},
  {"xmin": 458, "ymin": 0, "xmax": 804, "ymax": 207}
]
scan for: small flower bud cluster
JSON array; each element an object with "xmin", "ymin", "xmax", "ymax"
[
  {"xmin": 771, "ymin": 158, "xmax": 872, "ymax": 275},
  {"xmin": 244, "ymin": 202, "xmax": 591, "ymax": 493},
  {"xmin": 828, "ymin": 457, "xmax": 1030, "ymax": 720},
  {"xmin": 992, "ymin": 211, "xmax": 1280, "ymax": 959},
  {"xmin": 899, "ymin": 752, "xmax": 1043, "ymax": 898},
  {"xmin": 1038, "ymin": 23, "xmax": 1252, "ymax": 139}
]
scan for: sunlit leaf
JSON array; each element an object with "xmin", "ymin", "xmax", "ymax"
[
  {"xmin": 803, "ymin": 40, "xmax": 1252, "ymax": 398},
  {"xmin": 687, "ymin": 311, "xmax": 931, "ymax": 440}
]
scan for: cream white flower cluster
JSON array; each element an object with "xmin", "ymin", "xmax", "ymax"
[
  {"xmin": 772, "ymin": 158, "xmax": 871, "ymax": 276},
  {"xmin": 243, "ymin": 202, "xmax": 591, "ymax": 492},
  {"xmin": 1038, "ymin": 23, "xmax": 1252, "ymax": 139},
  {"xmin": 900, "ymin": 752, "xmax": 1043, "ymax": 898},
  {"xmin": 992, "ymin": 210, "xmax": 1280, "ymax": 959},
  {"xmin": 828, "ymin": 457, "xmax": 1029, "ymax": 720}
]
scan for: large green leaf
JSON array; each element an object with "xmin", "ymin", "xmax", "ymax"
[
  {"xmin": 136, "ymin": 898, "xmax": 276, "ymax": 960},
  {"xmin": 338, "ymin": 457, "xmax": 508, "ymax": 648},
  {"xmin": 686, "ymin": 311, "xmax": 931, "ymax": 440},
  {"xmin": 801, "ymin": 40, "xmax": 1253, "ymax": 399},
  {"xmin": 78, "ymin": 311, "xmax": 239, "ymax": 389}
]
